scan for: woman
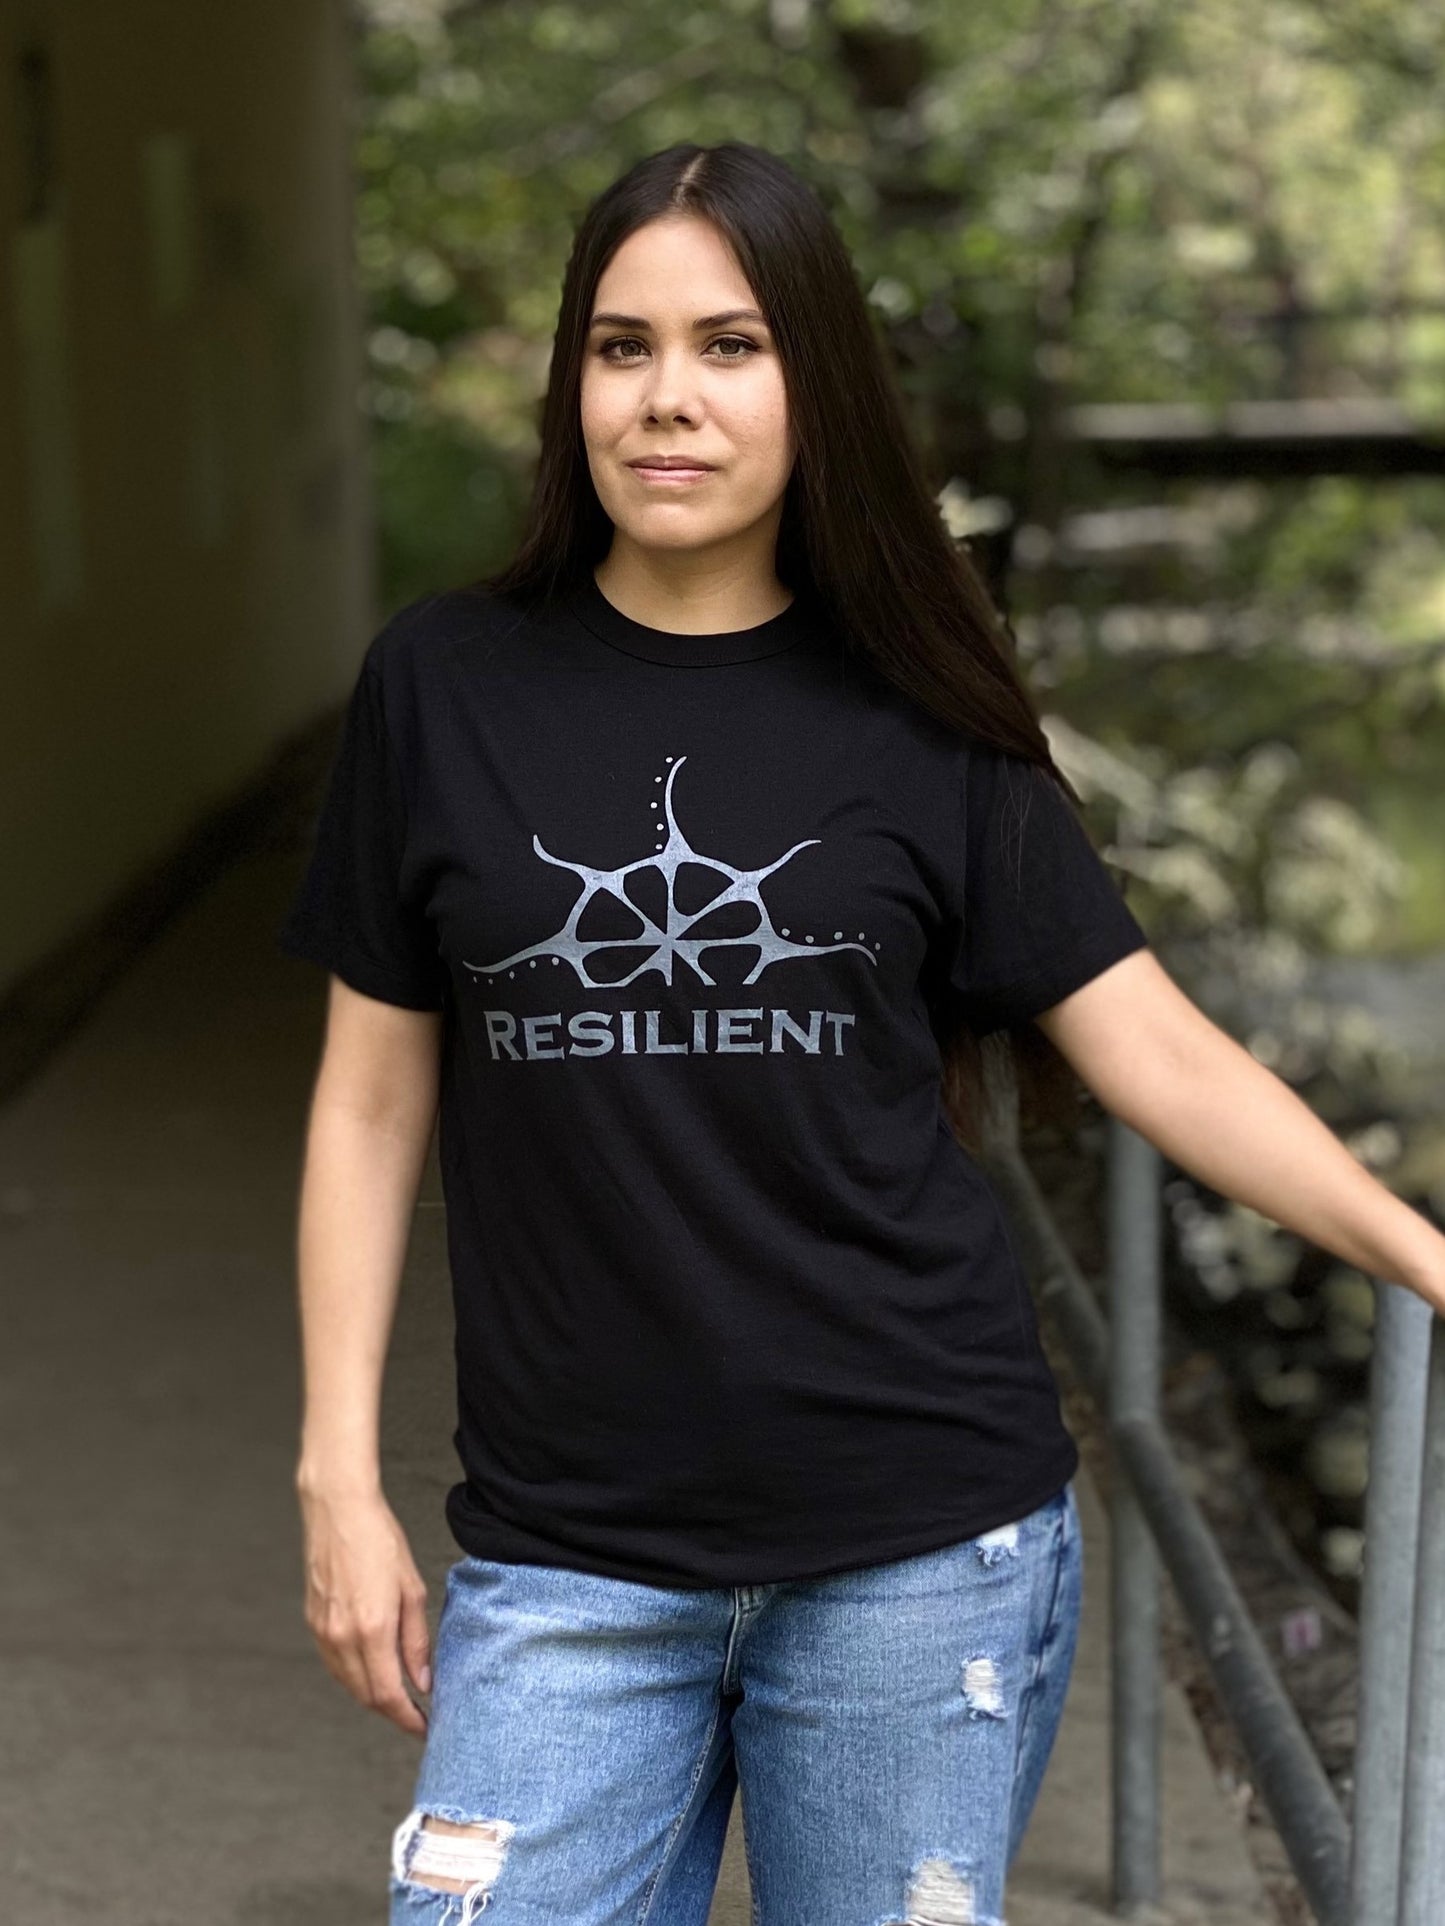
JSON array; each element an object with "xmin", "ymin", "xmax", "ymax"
[{"xmin": 279, "ymin": 142, "xmax": 1445, "ymax": 1926}]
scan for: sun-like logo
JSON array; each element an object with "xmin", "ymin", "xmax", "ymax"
[{"xmin": 463, "ymin": 755, "xmax": 880, "ymax": 991}]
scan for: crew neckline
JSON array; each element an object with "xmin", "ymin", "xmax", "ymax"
[{"xmin": 566, "ymin": 571, "xmax": 811, "ymax": 667}]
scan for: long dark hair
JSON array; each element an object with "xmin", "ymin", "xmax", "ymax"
[{"xmin": 476, "ymin": 139, "xmax": 1116, "ymax": 1155}]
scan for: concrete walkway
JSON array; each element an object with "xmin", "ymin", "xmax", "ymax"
[{"xmin": 0, "ymin": 837, "xmax": 1277, "ymax": 1924}]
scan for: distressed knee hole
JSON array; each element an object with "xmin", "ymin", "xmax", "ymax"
[
  {"xmin": 880, "ymin": 1851, "xmax": 1004, "ymax": 1925},
  {"xmin": 391, "ymin": 1805, "xmax": 515, "ymax": 1919},
  {"xmin": 961, "ymin": 1653, "xmax": 1007, "ymax": 1720}
]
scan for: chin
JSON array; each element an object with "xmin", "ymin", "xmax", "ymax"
[{"xmin": 615, "ymin": 515, "xmax": 735, "ymax": 549}]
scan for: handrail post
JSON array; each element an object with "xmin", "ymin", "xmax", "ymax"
[
  {"xmin": 981, "ymin": 1079, "xmax": 1351, "ymax": 1919},
  {"xmin": 1352, "ymin": 1277, "xmax": 1431, "ymax": 1926},
  {"xmin": 1108, "ymin": 1116, "xmax": 1163, "ymax": 1912},
  {"xmin": 1397, "ymin": 1310, "xmax": 1445, "ymax": 1924}
]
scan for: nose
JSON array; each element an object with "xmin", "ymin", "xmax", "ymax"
[{"xmin": 639, "ymin": 344, "xmax": 703, "ymax": 424}]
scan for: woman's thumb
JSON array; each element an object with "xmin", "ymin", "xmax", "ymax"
[{"xmin": 400, "ymin": 1590, "xmax": 433, "ymax": 1695}]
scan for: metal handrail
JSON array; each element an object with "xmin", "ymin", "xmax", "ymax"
[{"xmin": 974, "ymin": 1040, "xmax": 1442, "ymax": 1926}]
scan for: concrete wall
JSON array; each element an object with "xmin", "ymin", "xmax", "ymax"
[{"xmin": 1, "ymin": 0, "xmax": 372, "ymax": 997}]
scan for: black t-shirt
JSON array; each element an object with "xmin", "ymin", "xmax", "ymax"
[{"xmin": 277, "ymin": 573, "xmax": 1149, "ymax": 1588}]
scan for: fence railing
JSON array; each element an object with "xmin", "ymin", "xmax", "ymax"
[{"xmin": 975, "ymin": 1039, "xmax": 1443, "ymax": 1926}]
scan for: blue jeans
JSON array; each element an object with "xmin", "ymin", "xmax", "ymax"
[{"xmin": 390, "ymin": 1478, "xmax": 1084, "ymax": 1925}]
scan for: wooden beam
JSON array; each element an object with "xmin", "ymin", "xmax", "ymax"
[{"xmin": 1061, "ymin": 399, "xmax": 1445, "ymax": 477}]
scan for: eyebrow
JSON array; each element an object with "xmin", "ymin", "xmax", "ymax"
[{"xmin": 587, "ymin": 308, "xmax": 770, "ymax": 331}]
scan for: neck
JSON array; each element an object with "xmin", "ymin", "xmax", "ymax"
[{"xmin": 593, "ymin": 543, "xmax": 792, "ymax": 635}]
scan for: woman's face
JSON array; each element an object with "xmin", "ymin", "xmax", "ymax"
[{"xmin": 579, "ymin": 214, "xmax": 796, "ymax": 561}]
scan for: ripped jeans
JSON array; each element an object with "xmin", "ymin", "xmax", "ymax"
[{"xmin": 390, "ymin": 1477, "xmax": 1083, "ymax": 1925}]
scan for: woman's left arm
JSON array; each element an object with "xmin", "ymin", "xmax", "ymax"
[{"xmin": 1034, "ymin": 947, "xmax": 1445, "ymax": 1316}]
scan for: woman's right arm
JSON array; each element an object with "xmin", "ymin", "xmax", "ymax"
[{"xmin": 292, "ymin": 974, "xmax": 443, "ymax": 1737}]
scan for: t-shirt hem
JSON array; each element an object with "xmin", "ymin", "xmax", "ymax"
[{"xmin": 442, "ymin": 1433, "xmax": 1081, "ymax": 1591}]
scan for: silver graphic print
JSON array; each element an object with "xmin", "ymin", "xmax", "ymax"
[{"xmin": 463, "ymin": 755, "xmax": 880, "ymax": 991}]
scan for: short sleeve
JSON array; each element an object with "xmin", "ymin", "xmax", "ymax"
[
  {"xmin": 947, "ymin": 742, "xmax": 1148, "ymax": 1034},
  {"xmin": 276, "ymin": 645, "xmax": 447, "ymax": 1011}
]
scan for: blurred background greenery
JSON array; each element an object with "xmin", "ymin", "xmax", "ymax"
[
  {"xmin": 357, "ymin": 0, "xmax": 1444, "ymax": 945},
  {"xmin": 351, "ymin": 0, "xmax": 1445, "ymax": 1598}
]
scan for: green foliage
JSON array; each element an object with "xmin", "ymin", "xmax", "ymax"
[
  {"xmin": 370, "ymin": 408, "xmax": 524, "ymax": 610},
  {"xmin": 353, "ymin": 0, "xmax": 1445, "ymax": 1021}
]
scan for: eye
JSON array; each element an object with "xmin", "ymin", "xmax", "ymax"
[
  {"xmin": 596, "ymin": 335, "xmax": 760, "ymax": 363},
  {"xmin": 708, "ymin": 335, "xmax": 758, "ymax": 360}
]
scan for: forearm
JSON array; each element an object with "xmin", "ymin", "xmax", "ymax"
[
  {"xmin": 293, "ymin": 1097, "xmax": 435, "ymax": 1497},
  {"xmin": 1098, "ymin": 1005, "xmax": 1445, "ymax": 1311}
]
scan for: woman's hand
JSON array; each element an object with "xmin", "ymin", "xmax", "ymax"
[{"xmin": 298, "ymin": 1481, "xmax": 432, "ymax": 1735}]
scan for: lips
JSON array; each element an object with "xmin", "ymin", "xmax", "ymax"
[{"xmin": 626, "ymin": 457, "xmax": 716, "ymax": 472}]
